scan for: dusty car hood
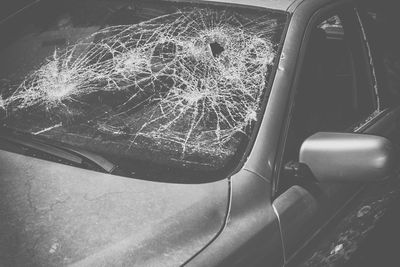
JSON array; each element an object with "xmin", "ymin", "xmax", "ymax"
[{"xmin": 0, "ymin": 150, "xmax": 229, "ymax": 266}]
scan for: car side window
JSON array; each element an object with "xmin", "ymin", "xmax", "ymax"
[{"xmin": 276, "ymin": 9, "xmax": 377, "ymax": 193}]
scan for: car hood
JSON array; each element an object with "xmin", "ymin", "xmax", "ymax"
[{"xmin": 0, "ymin": 150, "xmax": 229, "ymax": 267}]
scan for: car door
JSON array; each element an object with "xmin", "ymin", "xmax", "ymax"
[{"xmin": 272, "ymin": 3, "xmax": 400, "ymax": 266}]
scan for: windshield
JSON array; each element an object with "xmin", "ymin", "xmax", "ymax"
[{"xmin": 0, "ymin": 0, "xmax": 287, "ymax": 178}]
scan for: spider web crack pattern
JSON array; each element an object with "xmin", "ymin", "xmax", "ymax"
[{"xmin": 2, "ymin": 8, "xmax": 281, "ymax": 159}]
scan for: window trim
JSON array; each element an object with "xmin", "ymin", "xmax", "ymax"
[{"xmin": 355, "ymin": 7, "xmax": 381, "ymax": 111}]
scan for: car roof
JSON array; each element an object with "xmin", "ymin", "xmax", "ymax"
[
  {"xmin": 171, "ymin": 0, "xmax": 298, "ymax": 11},
  {"xmin": 172, "ymin": 0, "xmax": 350, "ymax": 12}
]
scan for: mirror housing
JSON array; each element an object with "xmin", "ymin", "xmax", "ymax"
[{"xmin": 300, "ymin": 132, "xmax": 398, "ymax": 182}]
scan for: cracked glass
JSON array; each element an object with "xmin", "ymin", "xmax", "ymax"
[{"xmin": 0, "ymin": 0, "xmax": 287, "ymax": 179}]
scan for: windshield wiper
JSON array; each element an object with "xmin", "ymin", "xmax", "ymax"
[
  {"xmin": 0, "ymin": 134, "xmax": 117, "ymax": 173},
  {"xmin": 55, "ymin": 145, "xmax": 117, "ymax": 173}
]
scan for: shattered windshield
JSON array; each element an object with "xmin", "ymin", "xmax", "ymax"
[{"xmin": 0, "ymin": 0, "xmax": 286, "ymax": 178}]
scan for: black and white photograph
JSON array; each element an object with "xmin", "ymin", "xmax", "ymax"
[{"xmin": 1, "ymin": 0, "xmax": 400, "ymax": 266}]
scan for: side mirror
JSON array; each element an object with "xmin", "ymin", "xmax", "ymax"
[{"xmin": 299, "ymin": 132, "xmax": 398, "ymax": 182}]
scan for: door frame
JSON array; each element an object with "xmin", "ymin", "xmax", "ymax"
[{"xmin": 271, "ymin": 1, "xmax": 384, "ymax": 264}]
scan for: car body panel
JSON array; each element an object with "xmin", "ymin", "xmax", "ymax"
[
  {"xmin": 272, "ymin": 185, "xmax": 319, "ymax": 261},
  {"xmin": 186, "ymin": 170, "xmax": 283, "ymax": 267},
  {"xmin": 0, "ymin": 150, "xmax": 229, "ymax": 266}
]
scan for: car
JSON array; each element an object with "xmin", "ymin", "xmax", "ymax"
[{"xmin": 0, "ymin": 0, "xmax": 399, "ymax": 266}]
